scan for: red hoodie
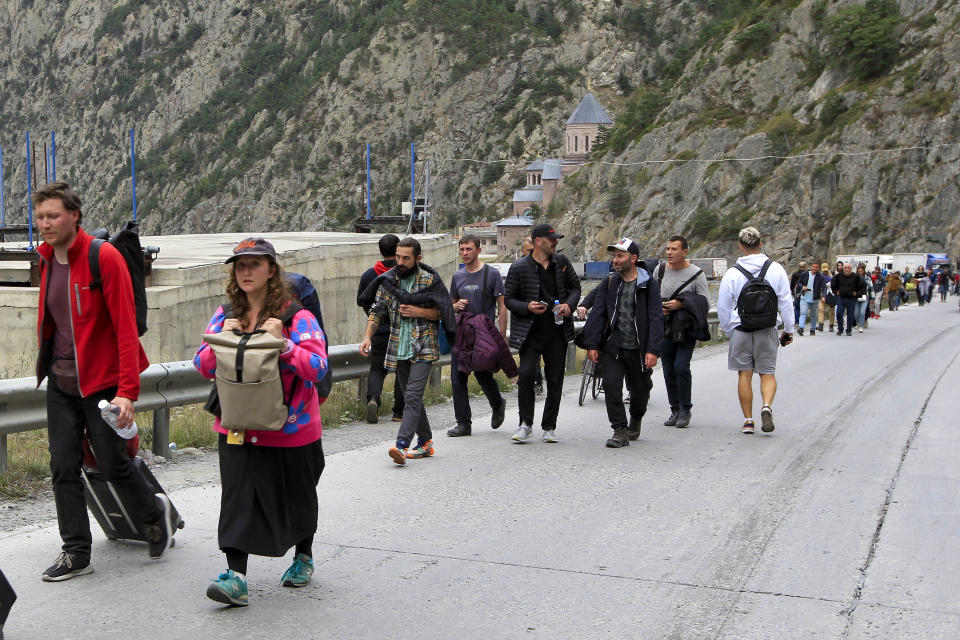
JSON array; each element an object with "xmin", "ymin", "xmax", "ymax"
[
  {"xmin": 36, "ymin": 229, "xmax": 149, "ymax": 399},
  {"xmin": 373, "ymin": 260, "xmax": 392, "ymax": 275}
]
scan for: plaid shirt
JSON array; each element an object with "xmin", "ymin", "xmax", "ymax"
[{"xmin": 368, "ymin": 268, "xmax": 440, "ymax": 370}]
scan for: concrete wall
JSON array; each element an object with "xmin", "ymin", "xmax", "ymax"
[{"xmin": 0, "ymin": 233, "xmax": 458, "ymax": 379}]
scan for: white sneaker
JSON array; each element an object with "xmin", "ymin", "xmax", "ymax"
[
  {"xmin": 857, "ymin": 326, "xmax": 863, "ymax": 333},
  {"xmin": 512, "ymin": 425, "xmax": 532, "ymax": 443},
  {"xmin": 542, "ymin": 430, "xmax": 558, "ymax": 443}
]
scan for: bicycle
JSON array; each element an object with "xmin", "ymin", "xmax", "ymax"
[{"xmin": 578, "ymin": 356, "xmax": 602, "ymax": 406}]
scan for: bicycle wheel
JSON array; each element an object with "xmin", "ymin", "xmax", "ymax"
[
  {"xmin": 591, "ymin": 364, "xmax": 602, "ymax": 399},
  {"xmin": 579, "ymin": 359, "xmax": 593, "ymax": 406}
]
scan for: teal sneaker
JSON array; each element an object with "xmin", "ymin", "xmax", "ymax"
[
  {"xmin": 281, "ymin": 553, "xmax": 314, "ymax": 588},
  {"xmin": 206, "ymin": 570, "xmax": 249, "ymax": 606}
]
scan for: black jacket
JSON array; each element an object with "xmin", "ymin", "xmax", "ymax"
[
  {"xmin": 794, "ymin": 271, "xmax": 826, "ymax": 299},
  {"xmin": 667, "ymin": 291, "xmax": 711, "ymax": 343},
  {"xmin": 504, "ymin": 253, "xmax": 581, "ymax": 349},
  {"xmin": 831, "ymin": 272, "xmax": 867, "ymax": 299},
  {"xmin": 582, "ymin": 270, "xmax": 664, "ymax": 357},
  {"xmin": 357, "ymin": 259, "xmax": 397, "ymax": 337},
  {"xmin": 357, "ymin": 262, "xmax": 457, "ymax": 343}
]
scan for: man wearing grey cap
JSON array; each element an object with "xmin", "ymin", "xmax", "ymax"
[
  {"xmin": 504, "ymin": 223, "xmax": 580, "ymax": 443},
  {"xmin": 581, "ymin": 238, "xmax": 663, "ymax": 448}
]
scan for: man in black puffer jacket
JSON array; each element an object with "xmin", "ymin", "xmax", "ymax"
[
  {"xmin": 830, "ymin": 262, "xmax": 866, "ymax": 336},
  {"xmin": 504, "ymin": 223, "xmax": 580, "ymax": 444}
]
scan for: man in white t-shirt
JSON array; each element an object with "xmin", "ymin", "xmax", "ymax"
[{"xmin": 717, "ymin": 227, "xmax": 794, "ymax": 435}]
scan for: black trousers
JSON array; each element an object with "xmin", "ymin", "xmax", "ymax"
[
  {"xmin": 47, "ymin": 376, "xmax": 160, "ymax": 561},
  {"xmin": 366, "ymin": 330, "xmax": 405, "ymax": 417},
  {"xmin": 600, "ymin": 349, "xmax": 653, "ymax": 430},
  {"xmin": 517, "ymin": 324, "xmax": 567, "ymax": 429}
]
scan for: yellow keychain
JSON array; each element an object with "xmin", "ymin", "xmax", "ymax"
[{"xmin": 226, "ymin": 429, "xmax": 245, "ymax": 445}]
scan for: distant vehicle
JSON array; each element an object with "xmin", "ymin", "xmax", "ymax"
[
  {"xmin": 892, "ymin": 253, "xmax": 927, "ymax": 273},
  {"xmin": 836, "ymin": 254, "xmax": 881, "ymax": 270},
  {"xmin": 926, "ymin": 253, "xmax": 951, "ymax": 271}
]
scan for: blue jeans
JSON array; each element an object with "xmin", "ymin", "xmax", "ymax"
[
  {"xmin": 660, "ymin": 336, "xmax": 696, "ymax": 410},
  {"xmin": 835, "ymin": 298, "xmax": 857, "ymax": 333},
  {"xmin": 888, "ymin": 291, "xmax": 899, "ymax": 310},
  {"xmin": 450, "ymin": 356, "xmax": 504, "ymax": 428},
  {"xmin": 799, "ymin": 298, "xmax": 818, "ymax": 332},
  {"xmin": 855, "ymin": 299, "xmax": 869, "ymax": 327}
]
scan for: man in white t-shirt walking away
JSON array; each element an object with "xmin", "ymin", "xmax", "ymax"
[{"xmin": 717, "ymin": 227, "xmax": 794, "ymax": 435}]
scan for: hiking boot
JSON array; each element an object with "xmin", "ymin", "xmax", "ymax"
[
  {"xmin": 836, "ymin": 329, "xmax": 842, "ymax": 336},
  {"xmin": 760, "ymin": 406, "xmax": 775, "ymax": 433},
  {"xmin": 145, "ymin": 493, "xmax": 173, "ymax": 559},
  {"xmin": 281, "ymin": 553, "xmax": 314, "ymax": 588},
  {"xmin": 675, "ymin": 408, "xmax": 691, "ymax": 428},
  {"xmin": 606, "ymin": 428, "xmax": 630, "ymax": 448},
  {"xmin": 365, "ymin": 400, "xmax": 379, "ymax": 424},
  {"xmin": 542, "ymin": 429, "xmax": 558, "ymax": 443},
  {"xmin": 512, "ymin": 425, "xmax": 532, "ymax": 443},
  {"xmin": 810, "ymin": 330, "xmax": 816, "ymax": 336},
  {"xmin": 663, "ymin": 409, "xmax": 679, "ymax": 426},
  {"xmin": 797, "ymin": 327, "xmax": 804, "ymax": 336},
  {"xmin": 389, "ymin": 444, "xmax": 408, "ymax": 465},
  {"xmin": 627, "ymin": 418, "xmax": 642, "ymax": 441},
  {"xmin": 407, "ymin": 439, "xmax": 435, "ymax": 458},
  {"xmin": 846, "ymin": 331, "xmax": 852, "ymax": 336},
  {"xmin": 42, "ymin": 552, "xmax": 93, "ymax": 582},
  {"xmin": 446, "ymin": 425, "xmax": 471, "ymax": 437},
  {"xmin": 741, "ymin": 420, "xmax": 755, "ymax": 434},
  {"xmin": 818, "ymin": 323, "xmax": 824, "ymax": 331},
  {"xmin": 491, "ymin": 399, "xmax": 506, "ymax": 429},
  {"xmin": 206, "ymin": 570, "xmax": 249, "ymax": 606}
]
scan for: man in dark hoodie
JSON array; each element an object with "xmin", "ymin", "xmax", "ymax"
[
  {"xmin": 582, "ymin": 238, "xmax": 664, "ymax": 448},
  {"xmin": 357, "ymin": 234, "xmax": 404, "ymax": 423},
  {"xmin": 359, "ymin": 237, "xmax": 456, "ymax": 465}
]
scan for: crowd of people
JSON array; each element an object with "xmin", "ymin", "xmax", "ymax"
[
  {"xmin": 28, "ymin": 179, "xmax": 943, "ymax": 608},
  {"xmin": 788, "ymin": 259, "xmax": 955, "ymax": 337}
]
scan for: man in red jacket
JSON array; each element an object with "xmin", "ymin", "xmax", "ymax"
[{"xmin": 33, "ymin": 182, "xmax": 171, "ymax": 582}]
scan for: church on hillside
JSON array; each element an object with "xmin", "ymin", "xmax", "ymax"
[{"xmin": 509, "ymin": 91, "xmax": 613, "ymax": 218}]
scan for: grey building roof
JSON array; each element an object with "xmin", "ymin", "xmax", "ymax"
[
  {"xmin": 510, "ymin": 189, "xmax": 544, "ymax": 203},
  {"xmin": 499, "ymin": 209, "xmax": 538, "ymax": 222},
  {"xmin": 566, "ymin": 92, "xmax": 613, "ymax": 125},
  {"xmin": 525, "ymin": 159, "xmax": 545, "ymax": 171},
  {"xmin": 542, "ymin": 159, "xmax": 563, "ymax": 180}
]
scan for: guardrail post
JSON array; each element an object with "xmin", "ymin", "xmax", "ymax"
[
  {"xmin": 566, "ymin": 343, "xmax": 578, "ymax": 373},
  {"xmin": 429, "ymin": 363, "xmax": 442, "ymax": 390},
  {"xmin": 152, "ymin": 408, "xmax": 170, "ymax": 457},
  {"xmin": 357, "ymin": 374, "xmax": 368, "ymax": 403},
  {"xmin": 0, "ymin": 434, "xmax": 7, "ymax": 473}
]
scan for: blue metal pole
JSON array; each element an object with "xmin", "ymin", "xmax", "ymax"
[
  {"xmin": 50, "ymin": 131, "xmax": 56, "ymax": 181},
  {"xmin": 410, "ymin": 142, "xmax": 415, "ymax": 207},
  {"xmin": 26, "ymin": 132, "xmax": 33, "ymax": 248},
  {"xmin": 365, "ymin": 143, "xmax": 371, "ymax": 220},
  {"xmin": 0, "ymin": 145, "xmax": 5, "ymax": 228},
  {"xmin": 130, "ymin": 128, "xmax": 138, "ymax": 221}
]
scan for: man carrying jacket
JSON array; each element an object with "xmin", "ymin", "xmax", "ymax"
[
  {"xmin": 504, "ymin": 223, "xmax": 580, "ymax": 444},
  {"xmin": 34, "ymin": 182, "xmax": 171, "ymax": 582},
  {"xmin": 797, "ymin": 261, "xmax": 826, "ymax": 336},
  {"xmin": 582, "ymin": 238, "xmax": 664, "ymax": 448},
  {"xmin": 447, "ymin": 234, "xmax": 510, "ymax": 437},
  {"xmin": 357, "ymin": 233, "xmax": 404, "ymax": 424}
]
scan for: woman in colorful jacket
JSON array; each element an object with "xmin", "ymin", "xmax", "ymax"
[{"xmin": 193, "ymin": 237, "xmax": 328, "ymax": 607}]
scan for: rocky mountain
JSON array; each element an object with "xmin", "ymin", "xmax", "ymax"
[{"xmin": 1, "ymin": 0, "xmax": 957, "ymax": 265}]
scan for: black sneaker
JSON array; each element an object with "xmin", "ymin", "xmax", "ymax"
[
  {"xmin": 797, "ymin": 327, "xmax": 804, "ymax": 336},
  {"xmin": 606, "ymin": 428, "xmax": 630, "ymax": 448},
  {"xmin": 491, "ymin": 399, "xmax": 506, "ymax": 429},
  {"xmin": 810, "ymin": 330, "xmax": 815, "ymax": 336},
  {"xmin": 42, "ymin": 552, "xmax": 93, "ymax": 582},
  {"xmin": 145, "ymin": 493, "xmax": 174, "ymax": 559},
  {"xmin": 663, "ymin": 409, "xmax": 679, "ymax": 426},
  {"xmin": 446, "ymin": 425, "xmax": 471, "ymax": 437},
  {"xmin": 675, "ymin": 408, "xmax": 691, "ymax": 428}
]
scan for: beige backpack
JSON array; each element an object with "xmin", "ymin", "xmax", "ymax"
[{"xmin": 202, "ymin": 329, "xmax": 288, "ymax": 431}]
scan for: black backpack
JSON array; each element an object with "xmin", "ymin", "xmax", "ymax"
[
  {"xmin": 733, "ymin": 260, "xmax": 779, "ymax": 331},
  {"xmin": 89, "ymin": 221, "xmax": 148, "ymax": 336}
]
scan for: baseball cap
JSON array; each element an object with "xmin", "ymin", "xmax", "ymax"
[
  {"xmin": 225, "ymin": 237, "xmax": 277, "ymax": 264},
  {"xmin": 530, "ymin": 223, "xmax": 564, "ymax": 240},
  {"xmin": 606, "ymin": 237, "xmax": 640, "ymax": 255}
]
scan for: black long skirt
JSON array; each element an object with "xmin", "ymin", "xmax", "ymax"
[{"xmin": 217, "ymin": 434, "xmax": 325, "ymax": 557}]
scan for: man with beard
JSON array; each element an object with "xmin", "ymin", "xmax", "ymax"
[
  {"xmin": 582, "ymin": 238, "xmax": 663, "ymax": 448},
  {"xmin": 356, "ymin": 233, "xmax": 404, "ymax": 423},
  {"xmin": 504, "ymin": 223, "xmax": 580, "ymax": 443},
  {"xmin": 359, "ymin": 237, "xmax": 456, "ymax": 465}
]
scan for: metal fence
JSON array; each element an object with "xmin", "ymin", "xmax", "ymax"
[{"xmin": 0, "ymin": 313, "xmax": 720, "ymax": 472}]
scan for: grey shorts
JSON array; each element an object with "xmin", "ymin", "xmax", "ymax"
[{"xmin": 727, "ymin": 327, "xmax": 779, "ymax": 374}]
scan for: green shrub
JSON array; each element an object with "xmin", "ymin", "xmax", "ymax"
[
  {"xmin": 826, "ymin": 0, "xmax": 901, "ymax": 80},
  {"xmin": 594, "ymin": 88, "xmax": 667, "ymax": 155},
  {"xmin": 819, "ymin": 91, "xmax": 848, "ymax": 126},
  {"xmin": 904, "ymin": 90, "xmax": 954, "ymax": 116}
]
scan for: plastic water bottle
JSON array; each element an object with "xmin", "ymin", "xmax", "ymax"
[
  {"xmin": 98, "ymin": 399, "xmax": 139, "ymax": 440},
  {"xmin": 553, "ymin": 299, "xmax": 563, "ymax": 325}
]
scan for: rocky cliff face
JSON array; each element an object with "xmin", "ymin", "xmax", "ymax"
[{"xmin": 1, "ymin": 1, "xmax": 956, "ymax": 266}]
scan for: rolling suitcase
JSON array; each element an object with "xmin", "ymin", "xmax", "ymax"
[
  {"xmin": 0, "ymin": 567, "xmax": 15, "ymax": 640},
  {"xmin": 81, "ymin": 456, "xmax": 185, "ymax": 543}
]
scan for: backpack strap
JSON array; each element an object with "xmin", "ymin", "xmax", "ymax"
[
  {"xmin": 758, "ymin": 259, "xmax": 773, "ymax": 280},
  {"xmin": 88, "ymin": 239, "xmax": 105, "ymax": 290},
  {"xmin": 481, "ymin": 264, "xmax": 490, "ymax": 315},
  {"xmin": 668, "ymin": 269, "xmax": 704, "ymax": 301},
  {"xmin": 657, "ymin": 262, "xmax": 666, "ymax": 281},
  {"xmin": 733, "ymin": 263, "xmax": 755, "ymax": 280}
]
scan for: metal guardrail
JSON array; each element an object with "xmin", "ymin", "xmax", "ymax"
[{"xmin": 0, "ymin": 313, "xmax": 720, "ymax": 472}]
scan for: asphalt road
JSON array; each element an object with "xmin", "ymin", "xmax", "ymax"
[{"xmin": 2, "ymin": 300, "xmax": 959, "ymax": 639}]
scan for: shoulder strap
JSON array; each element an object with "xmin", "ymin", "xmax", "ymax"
[
  {"xmin": 658, "ymin": 262, "xmax": 666, "ymax": 280},
  {"xmin": 733, "ymin": 263, "xmax": 754, "ymax": 280},
  {"xmin": 88, "ymin": 239, "xmax": 105, "ymax": 290},
  {"xmin": 669, "ymin": 269, "xmax": 704, "ymax": 300},
  {"xmin": 481, "ymin": 264, "xmax": 490, "ymax": 314},
  {"xmin": 758, "ymin": 259, "xmax": 773, "ymax": 281}
]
